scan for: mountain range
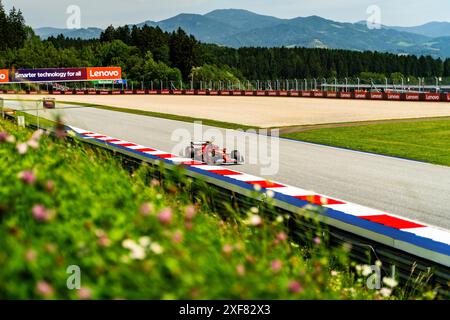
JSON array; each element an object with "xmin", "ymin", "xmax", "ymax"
[{"xmin": 34, "ymin": 9, "xmax": 450, "ymax": 58}]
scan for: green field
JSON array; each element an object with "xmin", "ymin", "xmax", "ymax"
[
  {"xmin": 0, "ymin": 117, "xmax": 438, "ymax": 299},
  {"xmin": 282, "ymin": 120, "xmax": 450, "ymax": 167}
]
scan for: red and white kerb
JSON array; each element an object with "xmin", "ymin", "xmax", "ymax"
[{"xmin": 72, "ymin": 127, "xmax": 450, "ymax": 249}]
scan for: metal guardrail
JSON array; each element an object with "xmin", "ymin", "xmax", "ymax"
[{"xmin": 3, "ymin": 112, "xmax": 449, "ymax": 297}]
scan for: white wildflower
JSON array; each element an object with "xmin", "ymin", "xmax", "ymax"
[
  {"xmin": 383, "ymin": 277, "xmax": 398, "ymax": 288},
  {"xmin": 139, "ymin": 236, "xmax": 151, "ymax": 247},
  {"xmin": 379, "ymin": 287, "xmax": 392, "ymax": 297},
  {"xmin": 150, "ymin": 242, "xmax": 164, "ymax": 255},
  {"xmin": 248, "ymin": 214, "xmax": 262, "ymax": 226}
]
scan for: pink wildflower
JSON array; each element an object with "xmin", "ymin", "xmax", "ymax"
[
  {"xmin": 288, "ymin": 280, "xmax": 303, "ymax": 294},
  {"xmin": 158, "ymin": 208, "xmax": 173, "ymax": 225},
  {"xmin": 18, "ymin": 170, "xmax": 36, "ymax": 185},
  {"xmin": 36, "ymin": 281, "xmax": 54, "ymax": 297},
  {"xmin": 32, "ymin": 205, "xmax": 50, "ymax": 222},
  {"xmin": 271, "ymin": 259, "xmax": 283, "ymax": 273}
]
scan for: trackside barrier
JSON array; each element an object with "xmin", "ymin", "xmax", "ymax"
[
  {"xmin": 405, "ymin": 93, "xmax": 420, "ymax": 101},
  {"xmin": 370, "ymin": 92, "xmax": 383, "ymax": 100},
  {"xmin": 354, "ymin": 91, "xmax": 368, "ymax": 99},
  {"xmin": 425, "ymin": 93, "xmax": 441, "ymax": 102},
  {"xmin": 301, "ymin": 91, "xmax": 312, "ymax": 97},
  {"xmin": 63, "ymin": 125, "xmax": 450, "ymax": 295},
  {"xmin": 340, "ymin": 92, "xmax": 352, "ymax": 99},
  {"xmin": 2, "ymin": 89, "xmax": 450, "ymax": 102},
  {"xmin": 387, "ymin": 92, "xmax": 402, "ymax": 100}
]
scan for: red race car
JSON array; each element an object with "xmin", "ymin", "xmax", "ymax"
[{"xmin": 184, "ymin": 141, "xmax": 244, "ymax": 165}]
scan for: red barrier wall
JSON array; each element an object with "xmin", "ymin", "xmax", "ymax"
[
  {"xmin": 405, "ymin": 93, "xmax": 420, "ymax": 101},
  {"xmin": 301, "ymin": 91, "xmax": 311, "ymax": 97},
  {"xmin": 386, "ymin": 93, "xmax": 401, "ymax": 100},
  {"xmin": 313, "ymin": 91, "xmax": 324, "ymax": 97},
  {"xmin": 445, "ymin": 93, "xmax": 450, "ymax": 102},
  {"xmin": 2, "ymin": 88, "xmax": 449, "ymax": 102},
  {"xmin": 369, "ymin": 92, "xmax": 383, "ymax": 99},
  {"xmin": 354, "ymin": 91, "xmax": 367, "ymax": 99},
  {"xmin": 339, "ymin": 92, "xmax": 352, "ymax": 98},
  {"xmin": 326, "ymin": 92, "xmax": 338, "ymax": 98},
  {"xmin": 424, "ymin": 93, "xmax": 441, "ymax": 101}
]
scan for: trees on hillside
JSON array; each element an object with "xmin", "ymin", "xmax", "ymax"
[{"xmin": 0, "ymin": 0, "xmax": 27, "ymax": 51}]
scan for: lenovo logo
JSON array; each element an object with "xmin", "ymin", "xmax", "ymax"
[
  {"xmin": 425, "ymin": 94, "xmax": 440, "ymax": 101},
  {"xmin": 86, "ymin": 67, "xmax": 122, "ymax": 80}
]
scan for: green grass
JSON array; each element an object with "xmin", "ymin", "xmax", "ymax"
[
  {"xmin": 0, "ymin": 118, "xmax": 438, "ymax": 300},
  {"xmin": 282, "ymin": 120, "xmax": 450, "ymax": 166}
]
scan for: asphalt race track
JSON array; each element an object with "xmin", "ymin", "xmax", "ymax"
[{"xmin": 7, "ymin": 100, "xmax": 450, "ymax": 230}]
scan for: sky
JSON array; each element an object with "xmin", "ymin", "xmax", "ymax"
[{"xmin": 3, "ymin": 0, "xmax": 450, "ymax": 29}]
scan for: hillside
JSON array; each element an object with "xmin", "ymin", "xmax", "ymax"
[{"xmin": 33, "ymin": 9, "xmax": 450, "ymax": 58}]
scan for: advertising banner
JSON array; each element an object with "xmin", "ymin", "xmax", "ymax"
[
  {"xmin": 354, "ymin": 91, "xmax": 367, "ymax": 99},
  {"xmin": 405, "ymin": 93, "xmax": 420, "ymax": 101},
  {"xmin": 0, "ymin": 69, "xmax": 9, "ymax": 83},
  {"xmin": 313, "ymin": 91, "xmax": 324, "ymax": 97},
  {"xmin": 1, "ymin": 67, "xmax": 122, "ymax": 83},
  {"xmin": 387, "ymin": 93, "xmax": 401, "ymax": 100},
  {"xmin": 11, "ymin": 68, "xmax": 86, "ymax": 83},
  {"xmin": 86, "ymin": 67, "xmax": 122, "ymax": 81},
  {"xmin": 301, "ymin": 91, "xmax": 311, "ymax": 97},
  {"xmin": 339, "ymin": 92, "xmax": 352, "ymax": 98},
  {"xmin": 424, "ymin": 93, "xmax": 440, "ymax": 101},
  {"xmin": 326, "ymin": 92, "xmax": 337, "ymax": 98},
  {"xmin": 369, "ymin": 92, "xmax": 383, "ymax": 99}
]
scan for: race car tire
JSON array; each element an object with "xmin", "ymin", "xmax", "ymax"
[
  {"xmin": 231, "ymin": 150, "xmax": 242, "ymax": 162},
  {"xmin": 185, "ymin": 146, "xmax": 195, "ymax": 159},
  {"xmin": 203, "ymin": 145, "xmax": 215, "ymax": 164}
]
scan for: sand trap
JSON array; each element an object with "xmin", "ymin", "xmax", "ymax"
[{"xmin": 2, "ymin": 94, "xmax": 450, "ymax": 127}]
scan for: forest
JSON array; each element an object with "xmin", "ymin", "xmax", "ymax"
[{"xmin": 1, "ymin": 0, "xmax": 449, "ymax": 86}]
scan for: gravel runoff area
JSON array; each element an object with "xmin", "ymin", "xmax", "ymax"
[{"xmin": 2, "ymin": 94, "xmax": 450, "ymax": 128}]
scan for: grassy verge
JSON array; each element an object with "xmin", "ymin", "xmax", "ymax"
[
  {"xmin": 0, "ymin": 118, "xmax": 437, "ymax": 300},
  {"xmin": 282, "ymin": 119, "xmax": 450, "ymax": 167}
]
